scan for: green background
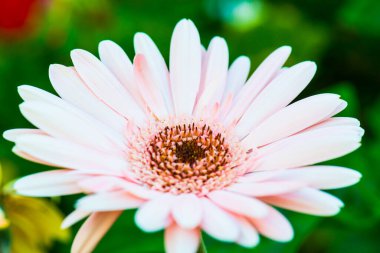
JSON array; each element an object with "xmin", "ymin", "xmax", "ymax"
[{"xmin": 0, "ymin": 0, "xmax": 379, "ymax": 252}]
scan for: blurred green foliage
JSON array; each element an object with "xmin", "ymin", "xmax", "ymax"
[{"xmin": 0, "ymin": 0, "xmax": 379, "ymax": 252}]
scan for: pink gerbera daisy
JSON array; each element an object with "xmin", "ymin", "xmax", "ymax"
[{"xmin": 4, "ymin": 19, "xmax": 363, "ymax": 253}]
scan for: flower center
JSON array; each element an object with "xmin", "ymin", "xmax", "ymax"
[{"xmin": 127, "ymin": 118, "xmax": 248, "ymax": 195}]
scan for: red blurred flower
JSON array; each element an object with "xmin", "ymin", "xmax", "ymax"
[{"xmin": 0, "ymin": 0, "xmax": 43, "ymax": 39}]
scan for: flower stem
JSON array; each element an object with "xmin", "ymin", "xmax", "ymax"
[{"xmin": 197, "ymin": 235, "xmax": 207, "ymax": 253}]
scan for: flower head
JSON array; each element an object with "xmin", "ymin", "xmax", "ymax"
[{"xmin": 4, "ymin": 19, "xmax": 363, "ymax": 253}]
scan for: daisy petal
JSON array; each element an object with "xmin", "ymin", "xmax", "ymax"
[
  {"xmin": 250, "ymin": 206, "xmax": 294, "ymax": 242},
  {"xmin": 195, "ymin": 37, "xmax": 229, "ymax": 114},
  {"xmin": 71, "ymin": 211, "xmax": 122, "ymax": 253},
  {"xmin": 3, "ymin": 128, "xmax": 44, "ymax": 142},
  {"xmin": 165, "ymin": 224, "xmax": 200, "ymax": 253},
  {"xmin": 76, "ymin": 191, "xmax": 144, "ymax": 212},
  {"xmin": 235, "ymin": 216, "xmax": 260, "ymax": 248},
  {"xmin": 227, "ymin": 181, "xmax": 303, "ymax": 197},
  {"xmin": 71, "ymin": 49, "xmax": 146, "ymax": 124},
  {"xmin": 235, "ymin": 61, "xmax": 317, "ymax": 138},
  {"xmin": 224, "ymin": 46, "xmax": 291, "ymax": 125},
  {"xmin": 61, "ymin": 209, "xmax": 91, "ymax": 229},
  {"xmin": 208, "ymin": 190, "xmax": 268, "ymax": 218},
  {"xmin": 134, "ymin": 33, "xmax": 173, "ymax": 113},
  {"xmin": 170, "ymin": 19, "xmax": 201, "ymax": 115},
  {"xmin": 261, "ymin": 188, "xmax": 344, "ymax": 216},
  {"xmin": 223, "ymin": 55, "xmax": 250, "ymax": 99},
  {"xmin": 267, "ymin": 166, "xmax": 362, "ymax": 189},
  {"xmin": 14, "ymin": 170, "xmax": 86, "ymax": 197},
  {"xmin": 254, "ymin": 126, "xmax": 362, "ymax": 171},
  {"xmin": 135, "ymin": 195, "xmax": 175, "ymax": 232},
  {"xmin": 242, "ymin": 94, "xmax": 343, "ymax": 148},
  {"xmin": 201, "ymin": 198, "xmax": 240, "ymax": 242},
  {"xmin": 49, "ymin": 64, "xmax": 126, "ymax": 132},
  {"xmin": 98, "ymin": 40, "xmax": 144, "ymax": 106},
  {"xmin": 15, "ymin": 134, "xmax": 127, "ymax": 175},
  {"xmin": 172, "ymin": 194, "xmax": 202, "ymax": 229}
]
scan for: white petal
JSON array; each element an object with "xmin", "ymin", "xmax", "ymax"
[
  {"xmin": 235, "ymin": 61, "xmax": 317, "ymax": 138},
  {"xmin": 49, "ymin": 64, "xmax": 126, "ymax": 132},
  {"xmin": 227, "ymin": 181, "xmax": 303, "ymax": 197},
  {"xmin": 235, "ymin": 216, "xmax": 260, "ymax": 248},
  {"xmin": 14, "ymin": 170, "xmax": 85, "ymax": 197},
  {"xmin": 61, "ymin": 209, "xmax": 91, "ymax": 229},
  {"xmin": 261, "ymin": 188, "xmax": 344, "ymax": 216},
  {"xmin": 208, "ymin": 190, "xmax": 268, "ymax": 218},
  {"xmin": 201, "ymin": 198, "xmax": 239, "ymax": 242},
  {"xmin": 224, "ymin": 46, "xmax": 291, "ymax": 125},
  {"xmin": 250, "ymin": 207, "xmax": 293, "ymax": 242},
  {"xmin": 223, "ymin": 56, "xmax": 250, "ymax": 99},
  {"xmin": 98, "ymin": 40, "xmax": 144, "ymax": 107},
  {"xmin": 15, "ymin": 134, "xmax": 127, "ymax": 175},
  {"xmin": 254, "ymin": 125, "xmax": 362, "ymax": 171},
  {"xmin": 19, "ymin": 101, "xmax": 121, "ymax": 152},
  {"xmin": 71, "ymin": 211, "xmax": 121, "ymax": 253},
  {"xmin": 195, "ymin": 37, "xmax": 229, "ymax": 114},
  {"xmin": 133, "ymin": 54, "xmax": 168, "ymax": 117},
  {"xmin": 242, "ymin": 93, "xmax": 343, "ymax": 148},
  {"xmin": 170, "ymin": 19, "xmax": 201, "ymax": 115},
  {"xmin": 135, "ymin": 195, "xmax": 175, "ymax": 232},
  {"xmin": 172, "ymin": 194, "xmax": 202, "ymax": 229},
  {"xmin": 134, "ymin": 33, "xmax": 173, "ymax": 113},
  {"xmin": 71, "ymin": 49, "xmax": 146, "ymax": 124},
  {"xmin": 165, "ymin": 224, "xmax": 200, "ymax": 253},
  {"xmin": 3, "ymin": 128, "xmax": 44, "ymax": 142},
  {"xmin": 268, "ymin": 166, "xmax": 362, "ymax": 190},
  {"xmin": 76, "ymin": 191, "xmax": 144, "ymax": 211}
]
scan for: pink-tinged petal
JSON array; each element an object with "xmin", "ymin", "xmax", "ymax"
[
  {"xmin": 3, "ymin": 128, "xmax": 45, "ymax": 142},
  {"xmin": 133, "ymin": 54, "xmax": 168, "ymax": 117},
  {"xmin": 201, "ymin": 198, "xmax": 240, "ymax": 242},
  {"xmin": 165, "ymin": 224, "xmax": 200, "ymax": 253},
  {"xmin": 71, "ymin": 211, "xmax": 121, "ymax": 253},
  {"xmin": 15, "ymin": 135, "xmax": 127, "ymax": 175},
  {"xmin": 306, "ymin": 117, "xmax": 361, "ymax": 131},
  {"xmin": 208, "ymin": 190, "xmax": 268, "ymax": 218},
  {"xmin": 234, "ymin": 216, "xmax": 260, "ymax": 248},
  {"xmin": 49, "ymin": 64, "xmax": 126, "ymax": 132},
  {"xmin": 76, "ymin": 191, "xmax": 144, "ymax": 212},
  {"xmin": 195, "ymin": 37, "xmax": 229, "ymax": 114},
  {"xmin": 120, "ymin": 181, "xmax": 162, "ymax": 199},
  {"xmin": 11, "ymin": 146, "xmax": 54, "ymax": 166},
  {"xmin": 61, "ymin": 209, "xmax": 91, "ymax": 229},
  {"xmin": 19, "ymin": 101, "xmax": 122, "ymax": 153},
  {"xmin": 70, "ymin": 49, "xmax": 146, "ymax": 125},
  {"xmin": 135, "ymin": 195, "xmax": 175, "ymax": 232},
  {"xmin": 14, "ymin": 170, "xmax": 86, "ymax": 197},
  {"xmin": 223, "ymin": 55, "xmax": 250, "ymax": 99},
  {"xmin": 238, "ymin": 171, "xmax": 284, "ymax": 183},
  {"xmin": 17, "ymin": 85, "xmax": 125, "ymax": 149},
  {"xmin": 235, "ymin": 61, "xmax": 317, "ymax": 138},
  {"xmin": 98, "ymin": 40, "xmax": 145, "ymax": 107},
  {"xmin": 250, "ymin": 206, "xmax": 293, "ymax": 242},
  {"xmin": 170, "ymin": 19, "xmax": 201, "ymax": 115},
  {"xmin": 254, "ymin": 126, "xmax": 362, "ymax": 171},
  {"xmin": 134, "ymin": 33, "xmax": 173, "ymax": 113},
  {"xmin": 261, "ymin": 188, "xmax": 344, "ymax": 216},
  {"xmin": 242, "ymin": 94, "xmax": 343, "ymax": 148},
  {"xmin": 267, "ymin": 166, "xmax": 362, "ymax": 190},
  {"xmin": 172, "ymin": 194, "xmax": 202, "ymax": 229},
  {"xmin": 78, "ymin": 176, "xmax": 126, "ymax": 193},
  {"xmin": 224, "ymin": 46, "xmax": 291, "ymax": 125},
  {"xmin": 227, "ymin": 181, "xmax": 303, "ymax": 197}
]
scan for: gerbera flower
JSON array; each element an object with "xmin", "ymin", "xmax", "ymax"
[{"xmin": 4, "ymin": 19, "xmax": 363, "ymax": 253}]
